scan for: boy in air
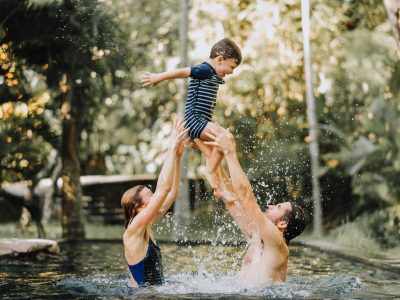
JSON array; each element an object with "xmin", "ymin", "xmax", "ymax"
[{"xmin": 141, "ymin": 38, "xmax": 242, "ymax": 199}]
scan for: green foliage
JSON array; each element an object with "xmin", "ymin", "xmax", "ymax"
[
  {"xmin": 0, "ymin": 41, "xmax": 59, "ymax": 182},
  {"xmin": 211, "ymin": 0, "xmax": 400, "ymax": 236},
  {"xmin": 249, "ymin": 139, "xmax": 312, "ymax": 209},
  {"xmin": 0, "ymin": 0, "xmax": 127, "ymax": 181},
  {"xmin": 357, "ymin": 205, "xmax": 400, "ymax": 248},
  {"xmin": 81, "ymin": 0, "xmax": 181, "ymax": 174},
  {"xmin": 0, "ymin": 112, "xmax": 56, "ymax": 182},
  {"xmin": 1, "ymin": 0, "xmax": 399, "ymax": 246},
  {"xmin": 334, "ymin": 220, "xmax": 381, "ymax": 254}
]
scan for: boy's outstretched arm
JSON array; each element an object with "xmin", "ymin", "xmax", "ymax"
[{"xmin": 141, "ymin": 68, "xmax": 190, "ymax": 87}]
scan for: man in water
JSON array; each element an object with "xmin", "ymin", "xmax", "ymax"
[{"xmin": 198, "ymin": 126, "xmax": 306, "ymax": 285}]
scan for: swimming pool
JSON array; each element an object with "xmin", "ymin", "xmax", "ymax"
[{"xmin": 1, "ymin": 241, "xmax": 399, "ymax": 299}]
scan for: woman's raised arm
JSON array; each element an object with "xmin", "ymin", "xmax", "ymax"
[
  {"xmin": 128, "ymin": 118, "xmax": 188, "ymax": 230},
  {"xmin": 154, "ymin": 133, "xmax": 190, "ymax": 223}
]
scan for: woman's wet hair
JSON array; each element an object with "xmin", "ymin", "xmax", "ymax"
[
  {"xmin": 283, "ymin": 201, "xmax": 306, "ymax": 245},
  {"xmin": 121, "ymin": 185, "xmax": 146, "ymax": 229},
  {"xmin": 210, "ymin": 38, "xmax": 242, "ymax": 65}
]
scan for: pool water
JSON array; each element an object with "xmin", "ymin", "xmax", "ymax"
[{"xmin": 1, "ymin": 241, "xmax": 399, "ymax": 299}]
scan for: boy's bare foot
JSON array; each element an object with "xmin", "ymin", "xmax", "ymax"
[
  {"xmin": 213, "ymin": 187, "xmax": 236, "ymax": 204},
  {"xmin": 191, "ymin": 142, "xmax": 200, "ymax": 150},
  {"xmin": 199, "ymin": 165, "xmax": 218, "ymax": 190},
  {"xmin": 219, "ymin": 186, "xmax": 237, "ymax": 204}
]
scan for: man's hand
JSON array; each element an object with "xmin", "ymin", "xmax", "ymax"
[
  {"xmin": 193, "ymin": 138, "xmax": 212, "ymax": 158},
  {"xmin": 204, "ymin": 126, "xmax": 236, "ymax": 155},
  {"xmin": 141, "ymin": 72, "xmax": 163, "ymax": 87}
]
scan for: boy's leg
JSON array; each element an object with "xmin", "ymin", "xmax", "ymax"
[
  {"xmin": 194, "ymin": 136, "xmax": 236, "ymax": 203},
  {"xmin": 199, "ymin": 122, "xmax": 224, "ymax": 172},
  {"xmin": 208, "ymin": 148, "xmax": 224, "ymax": 173},
  {"xmin": 193, "ymin": 138, "xmax": 212, "ymax": 158},
  {"xmin": 193, "ymin": 138, "xmax": 218, "ymax": 189},
  {"xmin": 198, "ymin": 122, "xmax": 225, "ymax": 189},
  {"xmin": 213, "ymin": 166, "xmax": 236, "ymax": 204}
]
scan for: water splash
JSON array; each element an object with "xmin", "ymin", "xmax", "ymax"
[{"xmin": 57, "ymin": 272, "xmax": 362, "ymax": 298}]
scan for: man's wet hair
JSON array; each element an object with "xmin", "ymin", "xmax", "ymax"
[
  {"xmin": 210, "ymin": 38, "xmax": 242, "ymax": 65},
  {"xmin": 283, "ymin": 201, "xmax": 306, "ymax": 245}
]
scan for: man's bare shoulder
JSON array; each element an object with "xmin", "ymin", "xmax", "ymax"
[{"xmin": 258, "ymin": 217, "xmax": 289, "ymax": 252}]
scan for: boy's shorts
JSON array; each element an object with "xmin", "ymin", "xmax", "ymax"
[{"xmin": 184, "ymin": 114, "xmax": 209, "ymax": 140}]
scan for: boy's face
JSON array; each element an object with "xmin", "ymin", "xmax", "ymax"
[{"xmin": 214, "ymin": 56, "xmax": 238, "ymax": 79}]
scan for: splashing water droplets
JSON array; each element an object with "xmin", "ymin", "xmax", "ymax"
[{"xmin": 57, "ymin": 272, "xmax": 362, "ymax": 298}]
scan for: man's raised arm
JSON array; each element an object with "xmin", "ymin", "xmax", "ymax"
[
  {"xmin": 205, "ymin": 128, "xmax": 284, "ymax": 245},
  {"xmin": 205, "ymin": 128, "xmax": 256, "ymax": 205}
]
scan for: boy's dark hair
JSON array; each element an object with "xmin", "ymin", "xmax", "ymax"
[
  {"xmin": 210, "ymin": 38, "xmax": 242, "ymax": 65},
  {"xmin": 283, "ymin": 201, "xmax": 306, "ymax": 245}
]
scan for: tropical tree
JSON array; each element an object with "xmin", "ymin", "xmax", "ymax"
[
  {"xmin": 0, "ymin": 0, "xmax": 126, "ymax": 240},
  {"xmin": 301, "ymin": 0, "xmax": 323, "ymax": 236},
  {"xmin": 84, "ymin": 0, "xmax": 181, "ymax": 176},
  {"xmin": 383, "ymin": 0, "xmax": 400, "ymax": 48},
  {"xmin": 174, "ymin": 0, "xmax": 190, "ymax": 231},
  {"xmin": 188, "ymin": 0, "xmax": 398, "ymax": 237}
]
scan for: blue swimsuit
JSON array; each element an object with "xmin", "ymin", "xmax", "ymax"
[
  {"xmin": 184, "ymin": 62, "xmax": 225, "ymax": 139},
  {"xmin": 128, "ymin": 239, "xmax": 164, "ymax": 287}
]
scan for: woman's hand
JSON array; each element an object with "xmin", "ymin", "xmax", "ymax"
[
  {"xmin": 193, "ymin": 139, "xmax": 212, "ymax": 159},
  {"xmin": 177, "ymin": 135, "xmax": 190, "ymax": 157},
  {"xmin": 169, "ymin": 118, "xmax": 189, "ymax": 152}
]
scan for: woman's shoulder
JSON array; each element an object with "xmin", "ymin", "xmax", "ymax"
[
  {"xmin": 123, "ymin": 232, "xmax": 148, "ymax": 259},
  {"xmin": 123, "ymin": 225, "xmax": 144, "ymax": 242},
  {"xmin": 124, "ymin": 215, "xmax": 147, "ymax": 236}
]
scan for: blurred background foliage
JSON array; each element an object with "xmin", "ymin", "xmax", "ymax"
[{"xmin": 0, "ymin": 0, "xmax": 399, "ymax": 246}]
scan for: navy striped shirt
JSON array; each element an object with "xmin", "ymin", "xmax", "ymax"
[{"xmin": 184, "ymin": 62, "xmax": 225, "ymax": 139}]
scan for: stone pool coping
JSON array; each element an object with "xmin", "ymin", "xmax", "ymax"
[
  {"xmin": 297, "ymin": 239, "xmax": 400, "ymax": 275},
  {"xmin": 0, "ymin": 238, "xmax": 60, "ymax": 259}
]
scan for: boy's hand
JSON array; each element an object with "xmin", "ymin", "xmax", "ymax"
[{"xmin": 141, "ymin": 72, "xmax": 163, "ymax": 87}]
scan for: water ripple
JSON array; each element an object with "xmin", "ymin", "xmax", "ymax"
[{"xmin": 57, "ymin": 272, "xmax": 363, "ymax": 298}]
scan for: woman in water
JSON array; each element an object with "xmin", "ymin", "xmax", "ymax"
[{"xmin": 121, "ymin": 118, "xmax": 189, "ymax": 288}]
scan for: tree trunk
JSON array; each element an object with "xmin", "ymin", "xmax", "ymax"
[
  {"xmin": 174, "ymin": 0, "xmax": 191, "ymax": 236},
  {"xmin": 60, "ymin": 74, "xmax": 85, "ymax": 240},
  {"xmin": 383, "ymin": 0, "xmax": 400, "ymax": 49},
  {"xmin": 42, "ymin": 154, "xmax": 62, "ymax": 224},
  {"xmin": 301, "ymin": 0, "xmax": 323, "ymax": 236}
]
